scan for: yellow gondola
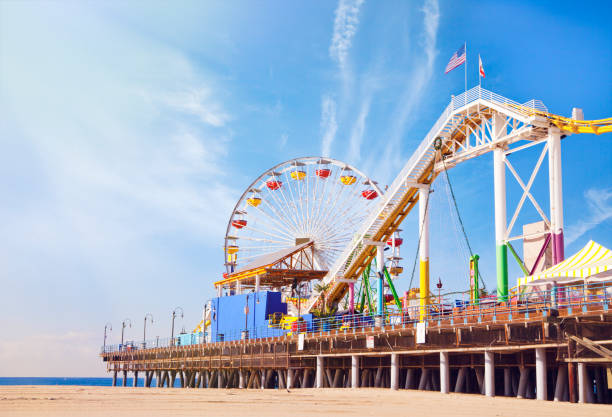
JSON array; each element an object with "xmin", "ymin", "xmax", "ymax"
[
  {"xmin": 389, "ymin": 266, "xmax": 404, "ymax": 275},
  {"xmin": 226, "ymin": 245, "xmax": 239, "ymax": 254},
  {"xmin": 247, "ymin": 197, "xmax": 262, "ymax": 207},
  {"xmin": 290, "ymin": 170, "xmax": 306, "ymax": 180},
  {"xmin": 340, "ymin": 175, "xmax": 356, "ymax": 185}
]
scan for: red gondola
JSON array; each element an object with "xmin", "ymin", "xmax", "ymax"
[
  {"xmin": 266, "ymin": 180, "xmax": 282, "ymax": 190},
  {"xmin": 361, "ymin": 190, "xmax": 378, "ymax": 200},
  {"xmin": 231, "ymin": 219, "xmax": 247, "ymax": 229},
  {"xmin": 315, "ymin": 168, "xmax": 331, "ymax": 178},
  {"xmin": 387, "ymin": 237, "xmax": 403, "ymax": 246}
]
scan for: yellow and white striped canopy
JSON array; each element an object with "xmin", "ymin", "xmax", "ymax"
[{"xmin": 518, "ymin": 240, "xmax": 612, "ymax": 286}]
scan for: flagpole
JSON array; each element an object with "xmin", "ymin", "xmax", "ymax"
[
  {"xmin": 464, "ymin": 42, "xmax": 467, "ymax": 105},
  {"xmin": 478, "ymin": 54, "xmax": 481, "ymax": 87}
]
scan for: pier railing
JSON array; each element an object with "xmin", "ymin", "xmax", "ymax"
[{"xmin": 101, "ymin": 281, "xmax": 611, "ymax": 354}]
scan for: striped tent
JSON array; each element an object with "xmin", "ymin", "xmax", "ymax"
[{"xmin": 518, "ymin": 240, "xmax": 612, "ymax": 286}]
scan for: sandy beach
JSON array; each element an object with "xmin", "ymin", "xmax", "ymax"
[{"xmin": 0, "ymin": 386, "xmax": 610, "ymax": 417}]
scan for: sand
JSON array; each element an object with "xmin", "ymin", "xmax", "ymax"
[{"xmin": 0, "ymin": 386, "xmax": 610, "ymax": 417}]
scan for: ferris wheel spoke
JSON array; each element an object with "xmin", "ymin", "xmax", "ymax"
[
  {"xmin": 309, "ymin": 185, "xmax": 355, "ymax": 240},
  {"xmin": 248, "ymin": 203, "xmax": 299, "ymax": 240},
  {"xmin": 257, "ymin": 194, "xmax": 302, "ymax": 237},
  {"xmin": 309, "ymin": 164, "xmax": 337, "ymax": 238},
  {"xmin": 238, "ymin": 236, "xmax": 291, "ymax": 244},
  {"xmin": 308, "ymin": 169, "xmax": 348, "ymax": 237},
  {"xmin": 279, "ymin": 169, "xmax": 306, "ymax": 236},
  {"xmin": 272, "ymin": 168, "xmax": 301, "ymax": 234},
  {"xmin": 240, "ymin": 223, "xmax": 295, "ymax": 243}
]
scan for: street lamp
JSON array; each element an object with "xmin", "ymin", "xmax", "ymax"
[
  {"xmin": 103, "ymin": 322, "xmax": 112, "ymax": 352},
  {"xmin": 143, "ymin": 313, "xmax": 154, "ymax": 347},
  {"xmin": 121, "ymin": 318, "xmax": 132, "ymax": 346},
  {"xmin": 171, "ymin": 307, "xmax": 183, "ymax": 340},
  {"xmin": 436, "ymin": 278, "xmax": 443, "ymax": 305}
]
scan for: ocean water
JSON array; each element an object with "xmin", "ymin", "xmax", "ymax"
[{"xmin": 0, "ymin": 377, "xmax": 181, "ymax": 387}]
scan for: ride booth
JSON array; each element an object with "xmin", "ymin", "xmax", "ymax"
[{"xmin": 208, "ymin": 291, "xmax": 288, "ymax": 342}]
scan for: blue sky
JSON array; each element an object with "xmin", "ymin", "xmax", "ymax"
[{"xmin": 1, "ymin": 0, "xmax": 610, "ymax": 376}]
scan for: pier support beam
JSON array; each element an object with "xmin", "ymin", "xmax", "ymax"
[
  {"xmin": 239, "ymin": 370, "xmax": 245, "ymax": 389},
  {"xmin": 517, "ymin": 367, "xmax": 528, "ymax": 398},
  {"xmin": 536, "ymin": 348, "xmax": 547, "ymax": 400},
  {"xmin": 351, "ymin": 356, "xmax": 359, "ymax": 388},
  {"xmin": 504, "ymin": 368, "xmax": 512, "ymax": 396},
  {"xmin": 578, "ymin": 363, "xmax": 592, "ymax": 403},
  {"xmin": 440, "ymin": 352, "xmax": 449, "ymax": 394},
  {"xmin": 391, "ymin": 353, "xmax": 399, "ymax": 390},
  {"xmin": 454, "ymin": 367, "xmax": 466, "ymax": 393},
  {"xmin": 418, "ymin": 368, "xmax": 429, "ymax": 390},
  {"xmin": 122, "ymin": 370, "xmax": 127, "ymax": 387},
  {"xmin": 287, "ymin": 369, "xmax": 293, "ymax": 389},
  {"xmin": 554, "ymin": 364, "xmax": 568, "ymax": 401},
  {"xmin": 133, "ymin": 371, "xmax": 138, "ymax": 387},
  {"xmin": 316, "ymin": 356, "xmax": 324, "ymax": 388},
  {"xmin": 419, "ymin": 186, "xmax": 430, "ymax": 321},
  {"xmin": 112, "ymin": 371, "xmax": 117, "ymax": 387},
  {"xmin": 484, "ymin": 351, "xmax": 495, "ymax": 397}
]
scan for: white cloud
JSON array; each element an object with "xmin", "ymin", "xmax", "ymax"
[
  {"xmin": 565, "ymin": 187, "xmax": 612, "ymax": 244},
  {"xmin": 320, "ymin": 96, "xmax": 338, "ymax": 157},
  {"xmin": 164, "ymin": 88, "xmax": 230, "ymax": 127},
  {"xmin": 347, "ymin": 95, "xmax": 371, "ymax": 163},
  {"xmin": 329, "ymin": 0, "xmax": 365, "ymax": 70},
  {"xmin": 377, "ymin": 0, "xmax": 439, "ymax": 182}
]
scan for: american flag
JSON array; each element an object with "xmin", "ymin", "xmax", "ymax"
[{"xmin": 445, "ymin": 44, "xmax": 466, "ymax": 74}]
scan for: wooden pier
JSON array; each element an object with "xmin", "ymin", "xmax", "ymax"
[{"xmin": 102, "ymin": 301, "xmax": 612, "ymax": 404}]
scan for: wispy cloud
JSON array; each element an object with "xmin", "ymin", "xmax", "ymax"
[
  {"xmin": 329, "ymin": 0, "xmax": 365, "ymax": 70},
  {"xmin": 164, "ymin": 87, "xmax": 230, "ymax": 127},
  {"xmin": 322, "ymin": 0, "xmax": 365, "ymax": 159},
  {"xmin": 565, "ymin": 187, "xmax": 612, "ymax": 244},
  {"xmin": 320, "ymin": 96, "xmax": 338, "ymax": 157},
  {"xmin": 377, "ymin": 0, "xmax": 440, "ymax": 182},
  {"xmin": 347, "ymin": 94, "xmax": 372, "ymax": 163}
]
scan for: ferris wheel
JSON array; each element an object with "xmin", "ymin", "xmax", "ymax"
[{"xmin": 224, "ymin": 157, "xmax": 384, "ymax": 275}]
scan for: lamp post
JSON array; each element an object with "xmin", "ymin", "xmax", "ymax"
[
  {"xmin": 171, "ymin": 307, "xmax": 183, "ymax": 341},
  {"xmin": 121, "ymin": 318, "xmax": 132, "ymax": 346},
  {"xmin": 436, "ymin": 278, "xmax": 443, "ymax": 305},
  {"xmin": 143, "ymin": 313, "xmax": 153, "ymax": 347},
  {"xmin": 103, "ymin": 322, "xmax": 112, "ymax": 352}
]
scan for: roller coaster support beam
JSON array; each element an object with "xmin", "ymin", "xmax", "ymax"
[
  {"xmin": 419, "ymin": 186, "xmax": 430, "ymax": 321},
  {"xmin": 364, "ymin": 239, "xmax": 386, "ymax": 323},
  {"xmin": 493, "ymin": 113, "xmax": 509, "ymax": 302},
  {"xmin": 376, "ymin": 245, "xmax": 385, "ymax": 323},
  {"xmin": 548, "ymin": 128, "xmax": 564, "ymax": 264}
]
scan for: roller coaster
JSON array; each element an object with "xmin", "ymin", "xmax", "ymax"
[{"xmin": 212, "ymin": 85, "xmax": 612, "ymax": 329}]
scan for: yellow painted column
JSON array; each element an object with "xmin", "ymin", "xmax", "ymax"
[{"xmin": 418, "ymin": 186, "xmax": 430, "ymax": 321}]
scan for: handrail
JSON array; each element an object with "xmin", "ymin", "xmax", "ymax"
[{"xmin": 102, "ymin": 281, "xmax": 611, "ymax": 354}]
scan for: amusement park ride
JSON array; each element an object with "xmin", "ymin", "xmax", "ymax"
[
  {"xmin": 103, "ymin": 86, "xmax": 612, "ymax": 401},
  {"xmin": 205, "ymin": 86, "xmax": 612, "ymax": 333}
]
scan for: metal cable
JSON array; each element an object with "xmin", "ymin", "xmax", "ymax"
[{"xmin": 440, "ymin": 155, "xmax": 488, "ymax": 290}]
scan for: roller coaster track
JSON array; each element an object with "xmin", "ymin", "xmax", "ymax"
[{"xmin": 306, "ymin": 86, "xmax": 612, "ymax": 312}]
